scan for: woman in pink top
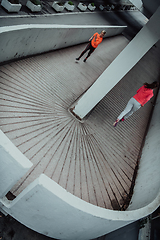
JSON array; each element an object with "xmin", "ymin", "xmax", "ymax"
[{"xmin": 113, "ymin": 81, "xmax": 159, "ymax": 127}]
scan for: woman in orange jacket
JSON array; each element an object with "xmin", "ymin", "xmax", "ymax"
[
  {"xmin": 113, "ymin": 81, "xmax": 159, "ymax": 127},
  {"xmin": 76, "ymin": 30, "xmax": 106, "ymax": 62}
]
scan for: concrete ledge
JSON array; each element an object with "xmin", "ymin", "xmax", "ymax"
[
  {"xmin": 0, "ymin": 24, "xmax": 126, "ymax": 64},
  {"xmin": 0, "ymin": 84, "xmax": 159, "ymax": 239},
  {"xmin": 0, "ymin": 172, "xmax": 160, "ymax": 240},
  {"xmin": 0, "ymin": 130, "xmax": 33, "ymax": 198}
]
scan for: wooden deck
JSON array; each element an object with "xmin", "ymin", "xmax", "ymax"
[{"xmin": 0, "ymin": 35, "xmax": 159, "ymax": 210}]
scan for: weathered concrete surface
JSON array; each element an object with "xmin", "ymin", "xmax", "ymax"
[{"xmin": 1, "ymin": 35, "xmax": 160, "ymax": 211}]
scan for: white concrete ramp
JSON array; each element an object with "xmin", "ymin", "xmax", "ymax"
[{"xmin": 0, "ymin": 35, "xmax": 159, "ymax": 211}]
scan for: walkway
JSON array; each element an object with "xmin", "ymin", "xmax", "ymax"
[{"xmin": 1, "ymin": 33, "xmax": 160, "ymax": 210}]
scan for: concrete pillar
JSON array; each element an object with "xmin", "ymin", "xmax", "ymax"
[
  {"xmin": 70, "ymin": 6, "xmax": 160, "ymax": 120},
  {"xmin": 129, "ymin": 0, "xmax": 143, "ymax": 10}
]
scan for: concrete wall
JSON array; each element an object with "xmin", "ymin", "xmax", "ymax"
[
  {"xmin": 128, "ymin": 90, "xmax": 160, "ymax": 211},
  {"xmin": 0, "ymin": 18, "xmax": 160, "ymax": 240},
  {"xmin": 0, "ymin": 61, "xmax": 159, "ymax": 240},
  {"xmin": 0, "ymin": 130, "xmax": 33, "ymax": 198},
  {"xmin": 0, "ymin": 89, "xmax": 160, "ymax": 239},
  {"xmin": 0, "ymin": 174, "xmax": 132, "ymax": 240},
  {"xmin": 0, "ymin": 172, "xmax": 160, "ymax": 240},
  {"xmin": 0, "ymin": 24, "xmax": 126, "ymax": 64}
]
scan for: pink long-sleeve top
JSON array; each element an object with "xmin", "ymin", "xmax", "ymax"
[{"xmin": 133, "ymin": 85, "xmax": 154, "ymax": 106}]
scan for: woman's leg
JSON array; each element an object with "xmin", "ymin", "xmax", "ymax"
[
  {"xmin": 124, "ymin": 98, "xmax": 141, "ymax": 119},
  {"xmin": 118, "ymin": 98, "xmax": 141, "ymax": 120}
]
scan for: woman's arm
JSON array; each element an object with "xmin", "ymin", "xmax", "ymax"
[{"xmin": 136, "ymin": 86, "xmax": 143, "ymax": 93}]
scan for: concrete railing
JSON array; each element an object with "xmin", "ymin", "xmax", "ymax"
[
  {"xmin": 0, "ymin": 90, "xmax": 160, "ymax": 240},
  {"xmin": 0, "ymin": 130, "xmax": 33, "ymax": 198},
  {"xmin": 0, "ymin": 24, "xmax": 126, "ymax": 64}
]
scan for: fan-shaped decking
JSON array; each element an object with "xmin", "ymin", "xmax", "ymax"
[{"xmin": 0, "ymin": 35, "xmax": 157, "ymax": 210}]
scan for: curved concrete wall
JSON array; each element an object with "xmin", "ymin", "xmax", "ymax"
[
  {"xmin": 0, "ymin": 24, "xmax": 126, "ymax": 64},
  {"xmin": 0, "ymin": 89, "xmax": 160, "ymax": 239},
  {"xmin": 0, "ymin": 174, "xmax": 133, "ymax": 240},
  {"xmin": 128, "ymin": 89, "xmax": 160, "ymax": 210},
  {"xmin": 0, "ymin": 17, "xmax": 160, "ymax": 240},
  {"xmin": 0, "ymin": 173, "xmax": 160, "ymax": 240},
  {"xmin": 0, "ymin": 130, "xmax": 32, "ymax": 198}
]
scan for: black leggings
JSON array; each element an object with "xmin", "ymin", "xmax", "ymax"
[{"xmin": 78, "ymin": 42, "xmax": 95, "ymax": 59}]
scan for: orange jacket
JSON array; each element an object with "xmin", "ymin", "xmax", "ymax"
[
  {"xmin": 91, "ymin": 32, "xmax": 103, "ymax": 48},
  {"xmin": 133, "ymin": 85, "xmax": 154, "ymax": 106}
]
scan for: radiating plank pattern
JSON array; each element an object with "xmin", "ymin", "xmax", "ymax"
[{"xmin": 0, "ymin": 35, "xmax": 159, "ymax": 210}]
